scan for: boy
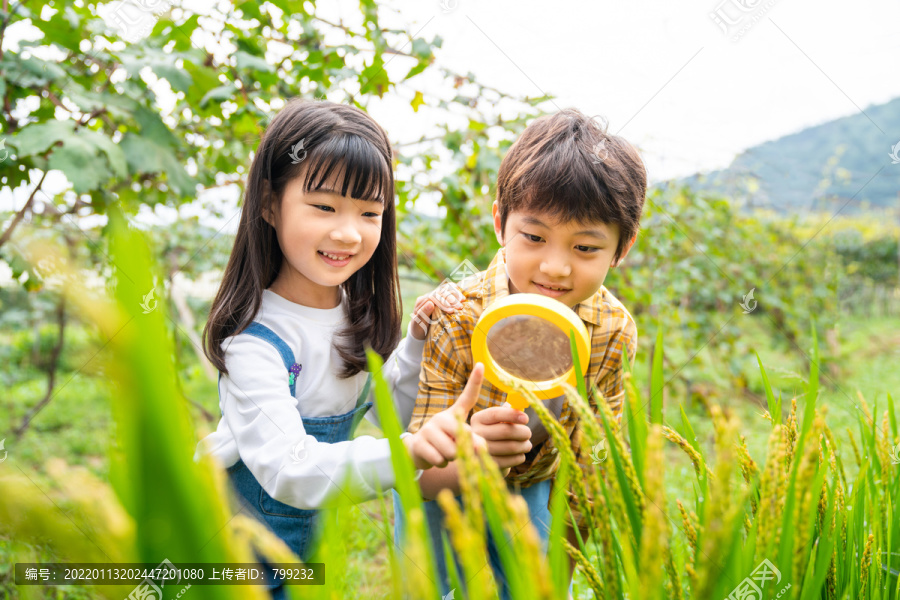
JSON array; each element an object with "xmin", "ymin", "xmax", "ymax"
[{"xmin": 397, "ymin": 108, "xmax": 647, "ymax": 599}]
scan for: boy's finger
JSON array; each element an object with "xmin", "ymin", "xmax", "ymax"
[
  {"xmin": 485, "ymin": 439, "xmax": 533, "ymax": 456},
  {"xmin": 477, "ymin": 423, "xmax": 533, "ymax": 442},
  {"xmin": 493, "ymin": 453, "xmax": 527, "ymax": 468},
  {"xmin": 475, "ymin": 406, "xmax": 528, "ymax": 426},
  {"xmin": 451, "ymin": 363, "xmax": 485, "ymax": 416}
]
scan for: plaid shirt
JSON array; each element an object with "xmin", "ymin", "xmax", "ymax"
[{"xmin": 408, "ymin": 247, "xmax": 638, "ymax": 527}]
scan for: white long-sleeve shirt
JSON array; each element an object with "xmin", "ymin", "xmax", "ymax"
[{"xmin": 194, "ymin": 289, "xmax": 426, "ymax": 510}]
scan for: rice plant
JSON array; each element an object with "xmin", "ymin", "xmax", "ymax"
[{"xmin": 2, "ymin": 216, "xmax": 897, "ymax": 600}]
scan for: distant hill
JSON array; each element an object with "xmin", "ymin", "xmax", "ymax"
[{"xmin": 675, "ymin": 96, "xmax": 900, "ymax": 214}]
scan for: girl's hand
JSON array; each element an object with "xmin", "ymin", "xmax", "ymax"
[
  {"xmin": 408, "ymin": 282, "xmax": 465, "ymax": 341},
  {"xmin": 471, "ymin": 406, "xmax": 533, "ymax": 469},
  {"xmin": 402, "ymin": 363, "xmax": 488, "ymax": 469}
]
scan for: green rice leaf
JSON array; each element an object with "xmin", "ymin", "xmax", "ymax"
[
  {"xmin": 650, "ymin": 325, "xmax": 664, "ymax": 425},
  {"xmin": 756, "ymin": 351, "xmax": 781, "ymax": 426}
]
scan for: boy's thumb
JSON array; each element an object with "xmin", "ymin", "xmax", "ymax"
[{"xmin": 452, "ymin": 362, "xmax": 485, "ymax": 416}]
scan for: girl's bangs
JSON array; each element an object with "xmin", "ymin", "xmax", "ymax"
[{"xmin": 301, "ymin": 134, "xmax": 392, "ymax": 204}]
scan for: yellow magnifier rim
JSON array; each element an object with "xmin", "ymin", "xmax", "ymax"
[{"xmin": 471, "ymin": 293, "xmax": 590, "ymax": 410}]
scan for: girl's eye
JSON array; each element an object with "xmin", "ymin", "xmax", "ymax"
[
  {"xmin": 314, "ymin": 205, "xmax": 335, "ymax": 212},
  {"xmin": 363, "ymin": 212, "xmax": 381, "ymax": 218},
  {"xmin": 523, "ymin": 233, "xmax": 543, "ymax": 243},
  {"xmin": 576, "ymin": 245, "xmax": 600, "ymax": 253}
]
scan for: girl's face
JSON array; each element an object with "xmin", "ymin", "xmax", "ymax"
[{"xmin": 266, "ymin": 174, "xmax": 384, "ymax": 309}]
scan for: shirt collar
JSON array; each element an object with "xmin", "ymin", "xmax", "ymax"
[{"xmin": 479, "ymin": 247, "xmax": 606, "ymax": 327}]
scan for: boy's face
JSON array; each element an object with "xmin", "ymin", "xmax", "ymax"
[{"xmin": 493, "ymin": 202, "xmax": 634, "ymax": 308}]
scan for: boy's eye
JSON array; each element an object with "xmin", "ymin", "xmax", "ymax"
[
  {"xmin": 576, "ymin": 245, "xmax": 600, "ymax": 253},
  {"xmin": 523, "ymin": 233, "xmax": 543, "ymax": 243}
]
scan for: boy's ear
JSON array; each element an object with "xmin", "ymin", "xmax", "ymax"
[
  {"xmin": 491, "ymin": 201, "xmax": 504, "ymax": 246},
  {"xmin": 612, "ymin": 234, "xmax": 638, "ymax": 267}
]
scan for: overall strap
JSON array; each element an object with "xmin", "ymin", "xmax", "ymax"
[
  {"xmin": 349, "ymin": 372, "xmax": 374, "ymax": 436},
  {"xmin": 242, "ymin": 322, "xmax": 301, "ymax": 397},
  {"xmin": 356, "ymin": 373, "xmax": 373, "ymax": 409},
  {"xmin": 219, "ymin": 323, "xmax": 370, "ymax": 422}
]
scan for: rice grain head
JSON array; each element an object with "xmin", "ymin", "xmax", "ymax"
[
  {"xmin": 693, "ymin": 406, "xmax": 747, "ymax": 599},
  {"xmin": 453, "ymin": 411, "xmax": 486, "ymax": 540},
  {"xmin": 846, "ymin": 428, "xmax": 863, "ymax": 469},
  {"xmin": 792, "ymin": 414, "xmax": 826, "ymax": 584},
  {"xmin": 823, "ymin": 425, "xmax": 850, "ymax": 493},
  {"xmin": 563, "ymin": 537, "xmax": 606, "ymax": 598},
  {"xmin": 736, "ymin": 434, "xmax": 759, "ymax": 517},
  {"xmin": 860, "ymin": 533, "xmax": 874, "ymax": 599},
  {"xmin": 436, "ymin": 489, "xmax": 493, "ymax": 598},
  {"xmin": 666, "ymin": 550, "xmax": 685, "ymax": 600},
  {"xmin": 527, "ymin": 389, "xmax": 595, "ymax": 529},
  {"xmin": 586, "ymin": 472, "xmax": 621, "ymax": 600},
  {"xmin": 662, "ymin": 426, "xmax": 713, "ymax": 481},
  {"xmin": 565, "ymin": 384, "xmax": 647, "ymax": 518},
  {"xmin": 638, "ymin": 425, "xmax": 669, "ymax": 600},
  {"xmin": 754, "ymin": 425, "xmax": 783, "ymax": 566}
]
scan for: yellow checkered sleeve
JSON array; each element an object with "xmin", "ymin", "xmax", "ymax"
[{"xmin": 408, "ymin": 305, "xmax": 480, "ymax": 434}]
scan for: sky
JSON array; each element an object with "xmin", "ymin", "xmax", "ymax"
[
  {"xmin": 2, "ymin": 0, "xmax": 899, "ymax": 225},
  {"xmin": 358, "ymin": 0, "xmax": 900, "ymax": 183}
]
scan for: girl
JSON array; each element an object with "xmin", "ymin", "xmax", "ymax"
[{"xmin": 194, "ymin": 99, "xmax": 487, "ymax": 587}]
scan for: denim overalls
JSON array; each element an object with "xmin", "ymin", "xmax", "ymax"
[{"xmin": 222, "ymin": 322, "xmax": 372, "ymax": 598}]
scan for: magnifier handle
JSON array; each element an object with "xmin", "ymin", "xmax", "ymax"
[{"xmin": 505, "ymin": 392, "xmax": 529, "ymax": 411}]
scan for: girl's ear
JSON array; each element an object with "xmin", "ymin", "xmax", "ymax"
[{"xmin": 261, "ymin": 180, "xmax": 277, "ymax": 226}]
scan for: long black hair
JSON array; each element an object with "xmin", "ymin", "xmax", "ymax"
[{"xmin": 203, "ymin": 98, "xmax": 402, "ymax": 378}]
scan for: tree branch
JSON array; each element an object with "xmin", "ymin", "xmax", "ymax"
[
  {"xmin": 14, "ymin": 294, "xmax": 66, "ymax": 439},
  {"xmin": 169, "ymin": 273, "xmax": 217, "ymax": 382},
  {"xmin": 0, "ymin": 170, "xmax": 48, "ymax": 248}
]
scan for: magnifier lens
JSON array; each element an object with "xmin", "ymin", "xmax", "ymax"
[{"xmin": 485, "ymin": 315, "xmax": 572, "ymax": 383}]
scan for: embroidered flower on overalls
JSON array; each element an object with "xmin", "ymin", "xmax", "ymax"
[{"xmin": 289, "ymin": 363, "xmax": 302, "ymax": 386}]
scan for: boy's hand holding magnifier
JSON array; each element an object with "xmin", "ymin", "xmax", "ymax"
[
  {"xmin": 404, "ymin": 285, "xmax": 589, "ymax": 474},
  {"xmin": 470, "ymin": 293, "xmax": 591, "ymax": 474}
]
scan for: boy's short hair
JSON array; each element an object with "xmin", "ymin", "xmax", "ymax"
[{"xmin": 496, "ymin": 108, "xmax": 647, "ymax": 261}]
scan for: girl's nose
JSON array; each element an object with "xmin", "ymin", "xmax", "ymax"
[{"xmin": 330, "ymin": 224, "xmax": 362, "ymax": 245}]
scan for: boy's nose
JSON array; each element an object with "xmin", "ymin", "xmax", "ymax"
[{"xmin": 539, "ymin": 258, "xmax": 572, "ymax": 278}]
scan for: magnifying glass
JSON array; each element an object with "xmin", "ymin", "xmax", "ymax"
[{"xmin": 471, "ymin": 293, "xmax": 591, "ymax": 410}]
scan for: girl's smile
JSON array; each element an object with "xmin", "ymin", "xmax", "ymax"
[{"xmin": 317, "ymin": 250, "xmax": 356, "ymax": 267}]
